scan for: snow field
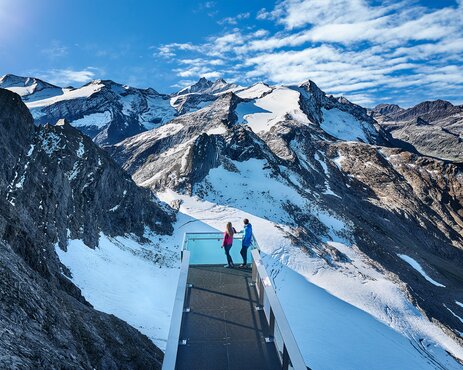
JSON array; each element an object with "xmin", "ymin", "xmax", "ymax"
[
  {"xmin": 235, "ymin": 87, "xmax": 309, "ymax": 133},
  {"xmin": 321, "ymin": 108, "xmax": 373, "ymax": 142},
  {"xmin": 56, "ymin": 232, "xmax": 180, "ymax": 351},
  {"xmin": 158, "ymin": 158, "xmax": 463, "ymax": 368},
  {"xmin": 72, "ymin": 111, "xmax": 112, "ymax": 129}
]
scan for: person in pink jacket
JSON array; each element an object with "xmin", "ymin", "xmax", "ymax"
[{"xmin": 222, "ymin": 222, "xmax": 236, "ymax": 268}]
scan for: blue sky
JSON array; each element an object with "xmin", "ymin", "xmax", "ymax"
[{"xmin": 0, "ymin": 0, "xmax": 462, "ymax": 107}]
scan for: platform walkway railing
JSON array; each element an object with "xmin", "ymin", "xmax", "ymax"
[
  {"xmin": 251, "ymin": 249, "xmax": 308, "ymax": 370},
  {"xmin": 162, "ymin": 232, "xmax": 308, "ymax": 370},
  {"xmin": 162, "ymin": 249, "xmax": 190, "ymax": 370}
]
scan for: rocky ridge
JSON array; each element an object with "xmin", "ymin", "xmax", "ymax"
[
  {"xmin": 372, "ymin": 100, "xmax": 463, "ymax": 162},
  {"xmin": 0, "ymin": 88, "xmax": 173, "ymax": 369}
]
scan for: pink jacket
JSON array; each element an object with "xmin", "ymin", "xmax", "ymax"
[{"xmin": 222, "ymin": 228, "xmax": 236, "ymax": 247}]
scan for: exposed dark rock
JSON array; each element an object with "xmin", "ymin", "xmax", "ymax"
[
  {"xmin": 371, "ymin": 103, "xmax": 404, "ymax": 117},
  {"xmin": 174, "ymin": 77, "xmax": 239, "ymax": 96},
  {"xmin": 374, "ymin": 99, "xmax": 463, "ymax": 162},
  {"xmin": 0, "ymin": 88, "xmax": 173, "ymax": 368}
]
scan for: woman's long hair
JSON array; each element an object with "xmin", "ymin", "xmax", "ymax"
[{"xmin": 226, "ymin": 222, "xmax": 235, "ymax": 236}]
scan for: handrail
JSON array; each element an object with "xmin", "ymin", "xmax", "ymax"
[
  {"xmin": 251, "ymin": 249, "xmax": 308, "ymax": 370},
  {"xmin": 162, "ymin": 250, "xmax": 190, "ymax": 370},
  {"xmin": 183, "ymin": 232, "xmax": 258, "ymax": 249}
]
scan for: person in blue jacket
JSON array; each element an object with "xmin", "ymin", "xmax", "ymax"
[{"xmin": 240, "ymin": 218, "xmax": 253, "ymax": 268}]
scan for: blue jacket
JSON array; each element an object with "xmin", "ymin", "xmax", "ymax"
[{"xmin": 242, "ymin": 223, "xmax": 253, "ymax": 247}]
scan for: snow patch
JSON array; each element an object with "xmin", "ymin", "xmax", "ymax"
[
  {"xmin": 76, "ymin": 142, "xmax": 85, "ymax": 158},
  {"xmin": 235, "ymin": 87, "xmax": 309, "ymax": 133},
  {"xmin": 67, "ymin": 162, "xmax": 80, "ymax": 181},
  {"xmin": 206, "ymin": 125, "xmax": 227, "ymax": 135},
  {"xmin": 236, "ymin": 83, "xmax": 272, "ymax": 99},
  {"xmin": 41, "ymin": 132, "xmax": 63, "ymax": 155},
  {"xmin": 321, "ymin": 108, "xmax": 374, "ymax": 142},
  {"xmin": 26, "ymin": 144, "xmax": 35, "ymax": 157},
  {"xmin": 71, "ymin": 111, "xmax": 112, "ymax": 129},
  {"xmin": 27, "ymin": 83, "xmax": 105, "ymax": 109},
  {"xmin": 445, "ymin": 305, "xmax": 463, "ymax": 324},
  {"xmin": 398, "ymin": 254, "xmax": 446, "ymax": 287},
  {"xmin": 332, "ymin": 154, "xmax": 345, "ymax": 169}
]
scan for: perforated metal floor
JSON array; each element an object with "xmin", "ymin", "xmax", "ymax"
[{"xmin": 175, "ymin": 265, "xmax": 281, "ymax": 370}]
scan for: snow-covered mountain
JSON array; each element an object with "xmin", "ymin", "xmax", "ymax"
[
  {"xmin": 0, "ymin": 74, "xmax": 243, "ymax": 146},
  {"xmin": 2, "ymin": 72, "xmax": 463, "ymax": 369},
  {"xmin": 110, "ymin": 80, "xmax": 463, "ymax": 368},
  {"xmin": 0, "ymin": 74, "xmax": 64, "ymax": 102},
  {"xmin": 372, "ymin": 100, "xmax": 463, "ymax": 162},
  {"xmin": 0, "ymin": 74, "xmax": 178, "ymax": 145}
]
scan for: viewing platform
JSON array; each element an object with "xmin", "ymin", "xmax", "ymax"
[{"xmin": 162, "ymin": 232, "xmax": 308, "ymax": 370}]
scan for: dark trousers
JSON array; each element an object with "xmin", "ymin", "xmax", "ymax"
[
  {"xmin": 224, "ymin": 245, "xmax": 233, "ymax": 266},
  {"xmin": 240, "ymin": 245, "xmax": 249, "ymax": 265}
]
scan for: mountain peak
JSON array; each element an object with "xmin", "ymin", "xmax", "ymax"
[
  {"xmin": 88, "ymin": 79, "xmax": 120, "ymax": 87},
  {"xmin": 0, "ymin": 74, "xmax": 59, "ymax": 89},
  {"xmin": 413, "ymin": 99, "xmax": 454, "ymax": 111},
  {"xmin": 195, "ymin": 77, "xmax": 214, "ymax": 87},
  {"xmin": 300, "ymin": 79, "xmax": 323, "ymax": 94},
  {"xmin": 175, "ymin": 77, "xmax": 214, "ymax": 96},
  {"xmin": 198, "ymin": 76, "xmax": 212, "ymax": 83},
  {"xmin": 371, "ymin": 103, "xmax": 404, "ymax": 117}
]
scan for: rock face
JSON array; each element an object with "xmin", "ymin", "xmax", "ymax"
[
  {"xmin": 110, "ymin": 92, "xmax": 239, "ymax": 190},
  {"xmin": 110, "ymin": 80, "xmax": 463, "ymax": 356},
  {"xmin": 0, "ymin": 88, "xmax": 174, "ymax": 369},
  {"xmin": 174, "ymin": 77, "xmax": 240, "ymax": 96},
  {"xmin": 372, "ymin": 100, "xmax": 463, "ymax": 162}
]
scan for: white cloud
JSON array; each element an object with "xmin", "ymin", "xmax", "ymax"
[
  {"xmin": 36, "ymin": 68, "xmax": 100, "ymax": 86},
  {"xmin": 218, "ymin": 12, "xmax": 250, "ymax": 25},
  {"xmin": 170, "ymin": 79, "xmax": 197, "ymax": 89},
  {"xmin": 41, "ymin": 40, "xmax": 68, "ymax": 58},
  {"xmin": 266, "ymin": 0, "xmax": 394, "ymax": 30},
  {"xmin": 156, "ymin": 43, "xmax": 201, "ymax": 58},
  {"xmin": 155, "ymin": 0, "xmax": 463, "ymax": 106}
]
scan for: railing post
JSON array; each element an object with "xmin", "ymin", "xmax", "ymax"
[
  {"xmin": 282, "ymin": 344, "xmax": 290, "ymax": 370},
  {"xmin": 269, "ymin": 307, "xmax": 275, "ymax": 337},
  {"xmin": 251, "ymin": 257, "xmax": 257, "ymax": 285},
  {"xmin": 257, "ymin": 275, "xmax": 264, "ymax": 307}
]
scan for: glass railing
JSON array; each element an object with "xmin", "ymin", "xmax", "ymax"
[
  {"xmin": 164, "ymin": 233, "xmax": 307, "ymax": 370},
  {"xmin": 251, "ymin": 250, "xmax": 308, "ymax": 370},
  {"xmin": 182, "ymin": 232, "xmax": 256, "ymax": 265}
]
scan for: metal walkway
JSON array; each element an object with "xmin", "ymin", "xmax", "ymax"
[
  {"xmin": 176, "ymin": 265, "xmax": 281, "ymax": 370},
  {"xmin": 163, "ymin": 232, "xmax": 308, "ymax": 370}
]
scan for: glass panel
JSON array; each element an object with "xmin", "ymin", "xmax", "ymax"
[
  {"xmin": 263, "ymin": 291, "xmax": 271, "ymax": 319},
  {"xmin": 184, "ymin": 232, "xmax": 255, "ymax": 265},
  {"xmin": 274, "ymin": 321, "xmax": 285, "ymax": 362}
]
